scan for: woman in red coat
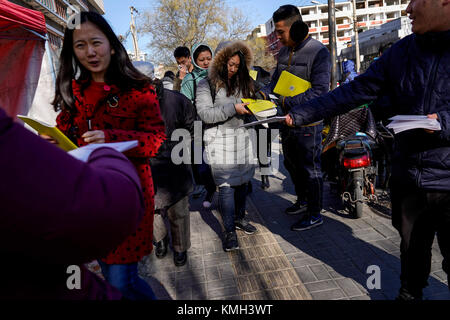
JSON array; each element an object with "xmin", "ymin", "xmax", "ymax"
[{"xmin": 51, "ymin": 12, "xmax": 165, "ymax": 300}]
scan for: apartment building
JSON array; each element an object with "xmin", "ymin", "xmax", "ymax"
[
  {"xmin": 265, "ymin": 0, "xmax": 408, "ymax": 57},
  {"xmin": 9, "ymin": 0, "xmax": 105, "ymax": 49}
]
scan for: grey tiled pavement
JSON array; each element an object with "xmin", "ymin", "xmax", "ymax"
[{"xmin": 138, "ymin": 139, "xmax": 449, "ymax": 300}]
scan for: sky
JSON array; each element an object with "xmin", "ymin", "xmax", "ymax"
[{"xmin": 103, "ymin": 0, "xmax": 327, "ymax": 57}]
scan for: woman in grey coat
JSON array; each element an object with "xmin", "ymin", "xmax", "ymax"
[{"xmin": 195, "ymin": 41, "xmax": 258, "ymax": 251}]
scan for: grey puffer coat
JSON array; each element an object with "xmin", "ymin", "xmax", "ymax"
[{"xmin": 195, "ymin": 41, "xmax": 257, "ymax": 187}]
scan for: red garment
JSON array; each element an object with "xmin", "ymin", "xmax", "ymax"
[{"xmin": 57, "ymin": 80, "xmax": 166, "ymax": 264}]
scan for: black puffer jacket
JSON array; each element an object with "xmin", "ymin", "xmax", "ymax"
[
  {"xmin": 290, "ymin": 30, "xmax": 450, "ymax": 191},
  {"xmin": 150, "ymin": 81, "xmax": 195, "ymax": 209}
]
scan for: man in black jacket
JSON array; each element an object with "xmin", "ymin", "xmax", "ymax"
[
  {"xmin": 259, "ymin": 5, "xmax": 331, "ymax": 231},
  {"xmin": 286, "ymin": 0, "xmax": 450, "ymax": 300}
]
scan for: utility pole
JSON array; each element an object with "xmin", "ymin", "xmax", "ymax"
[
  {"xmin": 327, "ymin": 0, "xmax": 338, "ymax": 90},
  {"xmin": 352, "ymin": 0, "xmax": 360, "ymax": 73},
  {"xmin": 130, "ymin": 6, "xmax": 140, "ymax": 61}
]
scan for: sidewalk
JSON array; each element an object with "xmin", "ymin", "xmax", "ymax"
[{"xmin": 137, "ymin": 140, "xmax": 449, "ymax": 300}]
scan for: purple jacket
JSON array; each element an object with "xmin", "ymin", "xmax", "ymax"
[{"xmin": 0, "ymin": 108, "xmax": 144, "ymax": 299}]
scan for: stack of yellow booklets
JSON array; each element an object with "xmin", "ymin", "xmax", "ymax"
[
  {"xmin": 273, "ymin": 70, "xmax": 311, "ymax": 97},
  {"xmin": 241, "ymin": 99, "xmax": 276, "ymax": 114},
  {"xmin": 18, "ymin": 115, "xmax": 78, "ymax": 151}
]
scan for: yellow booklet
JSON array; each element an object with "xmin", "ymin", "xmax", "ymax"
[
  {"xmin": 249, "ymin": 70, "xmax": 258, "ymax": 81},
  {"xmin": 18, "ymin": 115, "xmax": 78, "ymax": 151},
  {"xmin": 273, "ymin": 70, "xmax": 311, "ymax": 97},
  {"xmin": 241, "ymin": 99, "xmax": 276, "ymax": 114}
]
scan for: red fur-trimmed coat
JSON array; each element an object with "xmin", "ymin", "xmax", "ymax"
[{"xmin": 56, "ymin": 80, "xmax": 166, "ymax": 264}]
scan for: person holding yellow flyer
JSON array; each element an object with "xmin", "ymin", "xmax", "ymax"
[{"xmin": 257, "ymin": 5, "xmax": 331, "ymax": 231}]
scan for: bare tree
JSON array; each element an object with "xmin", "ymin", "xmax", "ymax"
[
  {"xmin": 246, "ymin": 37, "xmax": 276, "ymax": 71},
  {"xmin": 139, "ymin": 0, "xmax": 251, "ymax": 66}
]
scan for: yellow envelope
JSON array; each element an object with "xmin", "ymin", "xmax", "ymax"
[
  {"xmin": 249, "ymin": 70, "xmax": 258, "ymax": 81},
  {"xmin": 18, "ymin": 115, "xmax": 78, "ymax": 151},
  {"xmin": 241, "ymin": 99, "xmax": 276, "ymax": 114},
  {"xmin": 273, "ymin": 70, "xmax": 311, "ymax": 97}
]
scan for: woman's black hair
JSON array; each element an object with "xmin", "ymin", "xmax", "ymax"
[
  {"xmin": 219, "ymin": 50, "xmax": 255, "ymax": 99},
  {"xmin": 52, "ymin": 11, "xmax": 151, "ymax": 112},
  {"xmin": 193, "ymin": 45, "xmax": 212, "ymax": 65}
]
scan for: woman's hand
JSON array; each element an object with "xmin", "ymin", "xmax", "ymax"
[
  {"xmin": 39, "ymin": 134, "xmax": 58, "ymax": 145},
  {"xmin": 235, "ymin": 103, "xmax": 251, "ymax": 115},
  {"xmin": 82, "ymin": 130, "xmax": 105, "ymax": 144}
]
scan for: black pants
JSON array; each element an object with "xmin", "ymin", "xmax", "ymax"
[
  {"xmin": 191, "ymin": 140, "xmax": 216, "ymax": 194},
  {"xmin": 391, "ymin": 186, "xmax": 450, "ymax": 297},
  {"xmin": 281, "ymin": 125, "xmax": 323, "ymax": 214}
]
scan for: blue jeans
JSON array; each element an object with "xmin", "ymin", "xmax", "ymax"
[
  {"xmin": 98, "ymin": 261, "xmax": 157, "ymax": 300},
  {"xmin": 218, "ymin": 184, "xmax": 248, "ymax": 233}
]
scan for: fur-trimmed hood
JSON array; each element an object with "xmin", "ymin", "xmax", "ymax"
[{"xmin": 208, "ymin": 41, "xmax": 253, "ymax": 87}]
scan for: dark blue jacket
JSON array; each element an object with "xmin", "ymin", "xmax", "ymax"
[
  {"xmin": 289, "ymin": 31, "xmax": 450, "ymax": 191},
  {"xmin": 260, "ymin": 36, "xmax": 331, "ymax": 113}
]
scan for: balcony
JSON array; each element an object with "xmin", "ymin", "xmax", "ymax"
[{"xmin": 24, "ymin": 0, "xmax": 70, "ymax": 26}]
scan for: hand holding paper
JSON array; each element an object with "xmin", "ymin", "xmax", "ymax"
[{"xmin": 386, "ymin": 115, "xmax": 441, "ymax": 134}]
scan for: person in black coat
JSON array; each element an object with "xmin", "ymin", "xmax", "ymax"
[
  {"xmin": 150, "ymin": 79, "xmax": 195, "ymax": 267},
  {"xmin": 286, "ymin": 0, "xmax": 450, "ymax": 300}
]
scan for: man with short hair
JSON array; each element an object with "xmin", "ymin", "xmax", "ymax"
[
  {"xmin": 173, "ymin": 46, "xmax": 194, "ymax": 91},
  {"xmin": 286, "ymin": 0, "xmax": 450, "ymax": 300},
  {"xmin": 258, "ymin": 5, "xmax": 331, "ymax": 231}
]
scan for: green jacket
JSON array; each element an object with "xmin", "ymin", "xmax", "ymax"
[{"xmin": 180, "ymin": 43, "xmax": 213, "ymax": 104}]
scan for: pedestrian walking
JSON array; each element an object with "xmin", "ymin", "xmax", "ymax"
[
  {"xmin": 52, "ymin": 12, "xmax": 166, "ymax": 300},
  {"xmin": 257, "ymin": 5, "xmax": 331, "ymax": 231},
  {"xmin": 285, "ymin": 0, "xmax": 450, "ymax": 300},
  {"xmin": 196, "ymin": 40, "xmax": 258, "ymax": 251}
]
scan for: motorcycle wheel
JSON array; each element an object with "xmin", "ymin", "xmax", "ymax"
[{"xmin": 352, "ymin": 171, "xmax": 364, "ymax": 219}]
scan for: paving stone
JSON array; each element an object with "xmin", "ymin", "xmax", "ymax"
[
  {"xmin": 206, "ymin": 278, "xmax": 237, "ymax": 292},
  {"xmin": 294, "ymin": 266, "xmax": 317, "ymax": 283},
  {"xmin": 336, "ymin": 278, "xmax": 365, "ymax": 297},
  {"xmin": 290, "ymin": 257, "xmax": 322, "ymax": 268},
  {"xmin": 309, "ymin": 264, "xmax": 332, "ymax": 281},
  {"xmin": 310, "ymin": 288, "xmax": 346, "ymax": 300},
  {"xmin": 208, "ymin": 286, "xmax": 240, "ymax": 299},
  {"xmin": 305, "ymin": 280, "xmax": 339, "ymax": 292}
]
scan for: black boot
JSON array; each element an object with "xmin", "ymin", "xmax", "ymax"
[
  {"xmin": 154, "ymin": 235, "xmax": 168, "ymax": 259},
  {"xmin": 261, "ymin": 175, "xmax": 270, "ymax": 189},
  {"xmin": 173, "ymin": 251, "xmax": 187, "ymax": 267}
]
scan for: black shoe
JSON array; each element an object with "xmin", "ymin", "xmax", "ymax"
[
  {"xmin": 235, "ymin": 217, "xmax": 257, "ymax": 235},
  {"xmin": 291, "ymin": 214, "xmax": 323, "ymax": 231},
  {"xmin": 261, "ymin": 175, "xmax": 270, "ymax": 189},
  {"xmin": 154, "ymin": 235, "xmax": 168, "ymax": 259},
  {"xmin": 285, "ymin": 201, "xmax": 308, "ymax": 215},
  {"xmin": 173, "ymin": 251, "xmax": 187, "ymax": 267},
  {"xmin": 223, "ymin": 232, "xmax": 239, "ymax": 252},
  {"xmin": 396, "ymin": 287, "xmax": 423, "ymax": 301}
]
